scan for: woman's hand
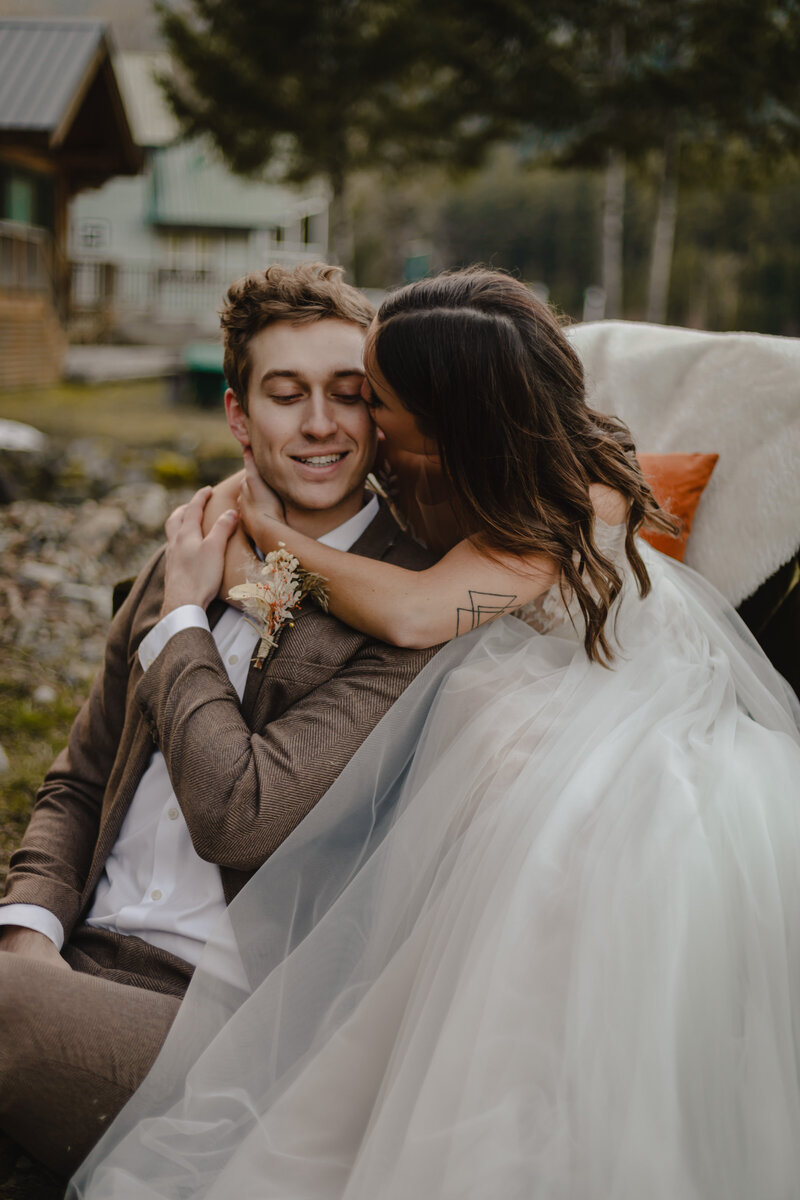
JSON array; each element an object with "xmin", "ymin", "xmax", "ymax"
[
  {"xmin": 238, "ymin": 447, "xmax": 288, "ymax": 550},
  {"xmin": 201, "ymin": 469, "xmax": 246, "ymax": 536},
  {"xmin": 161, "ymin": 487, "xmax": 239, "ymax": 616}
]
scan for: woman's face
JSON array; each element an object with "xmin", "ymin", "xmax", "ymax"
[{"xmin": 362, "ymin": 330, "xmax": 438, "ymax": 457}]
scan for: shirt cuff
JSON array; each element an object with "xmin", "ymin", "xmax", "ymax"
[
  {"xmin": 0, "ymin": 904, "xmax": 65, "ymax": 950},
  {"xmin": 139, "ymin": 605, "xmax": 210, "ymax": 671}
]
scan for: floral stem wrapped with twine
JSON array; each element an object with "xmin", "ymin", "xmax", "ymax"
[{"xmin": 228, "ymin": 544, "xmax": 328, "ymax": 668}]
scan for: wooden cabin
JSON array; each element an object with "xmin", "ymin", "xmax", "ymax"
[{"xmin": 0, "ymin": 18, "xmax": 140, "ymax": 387}]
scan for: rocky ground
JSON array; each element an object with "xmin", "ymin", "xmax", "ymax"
[{"xmin": 0, "ymin": 425, "xmax": 202, "ymax": 885}]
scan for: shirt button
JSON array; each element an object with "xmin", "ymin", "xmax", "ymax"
[
  {"xmin": 167, "ymin": 807, "xmax": 179, "ymax": 820},
  {"xmin": 150, "ymin": 889, "xmax": 162, "ymax": 901},
  {"xmin": 228, "ymin": 654, "xmax": 239, "ymax": 665}
]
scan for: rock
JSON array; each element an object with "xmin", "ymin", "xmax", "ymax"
[
  {"xmin": 174, "ymin": 433, "xmax": 200, "ymax": 457},
  {"xmin": 68, "ymin": 660, "xmax": 101, "ymax": 683},
  {"xmin": 56, "ymin": 438, "xmax": 120, "ymax": 500},
  {"xmin": 32, "ymin": 684, "xmax": 58, "ymax": 705},
  {"xmin": 57, "ymin": 582, "xmax": 113, "ymax": 616},
  {"xmin": 107, "ymin": 483, "xmax": 171, "ymax": 535},
  {"xmin": 0, "ymin": 745, "xmax": 9, "ymax": 773},
  {"xmin": 0, "ymin": 420, "xmax": 53, "ymax": 505},
  {"xmin": 17, "ymin": 561, "xmax": 69, "ymax": 587},
  {"xmin": 150, "ymin": 451, "xmax": 199, "ymax": 489},
  {"xmin": 7, "ymin": 499, "xmax": 75, "ymax": 540},
  {"xmin": 1, "ymin": 488, "xmax": 171, "ymax": 691},
  {"xmin": 65, "ymin": 503, "xmax": 127, "ymax": 558},
  {"xmin": 196, "ymin": 449, "xmax": 243, "ymax": 487},
  {"xmin": 15, "ymin": 605, "xmax": 47, "ymax": 649},
  {"xmin": 0, "ymin": 420, "xmax": 47, "ymax": 453},
  {"xmin": 81, "ymin": 635, "xmax": 107, "ymax": 663}
]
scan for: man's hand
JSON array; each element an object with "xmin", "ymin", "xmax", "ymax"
[
  {"xmin": 0, "ymin": 926, "xmax": 70, "ymax": 970},
  {"xmin": 162, "ymin": 486, "xmax": 239, "ymax": 616}
]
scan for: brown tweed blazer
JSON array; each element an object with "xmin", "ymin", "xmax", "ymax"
[{"xmin": 1, "ymin": 501, "xmax": 439, "ymax": 991}]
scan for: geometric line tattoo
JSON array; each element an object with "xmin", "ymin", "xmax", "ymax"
[{"xmin": 455, "ymin": 590, "xmax": 519, "ymax": 637}]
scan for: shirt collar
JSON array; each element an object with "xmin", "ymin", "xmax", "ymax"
[
  {"xmin": 254, "ymin": 492, "xmax": 380, "ymax": 560},
  {"xmin": 317, "ymin": 492, "xmax": 379, "ymax": 550}
]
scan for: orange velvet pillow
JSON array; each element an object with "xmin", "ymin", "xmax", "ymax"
[{"xmin": 637, "ymin": 453, "xmax": 719, "ymax": 561}]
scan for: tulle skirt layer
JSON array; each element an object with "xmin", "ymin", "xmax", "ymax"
[{"xmin": 71, "ymin": 552, "xmax": 800, "ymax": 1199}]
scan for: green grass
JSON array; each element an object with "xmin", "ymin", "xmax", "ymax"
[
  {"xmin": 0, "ymin": 378, "xmax": 236, "ymax": 456},
  {"xmin": 0, "ymin": 654, "xmax": 83, "ymax": 887}
]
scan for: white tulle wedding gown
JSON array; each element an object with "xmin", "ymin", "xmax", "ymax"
[{"xmin": 70, "ymin": 522, "xmax": 800, "ymax": 1199}]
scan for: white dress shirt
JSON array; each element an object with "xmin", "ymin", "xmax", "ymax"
[{"xmin": 0, "ymin": 496, "xmax": 379, "ymax": 964}]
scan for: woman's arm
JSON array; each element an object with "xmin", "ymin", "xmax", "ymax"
[{"xmin": 238, "ymin": 453, "xmax": 558, "ymax": 649}]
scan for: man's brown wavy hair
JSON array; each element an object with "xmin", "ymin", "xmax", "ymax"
[
  {"xmin": 372, "ymin": 268, "xmax": 680, "ymax": 665},
  {"xmin": 220, "ymin": 262, "xmax": 374, "ymax": 413}
]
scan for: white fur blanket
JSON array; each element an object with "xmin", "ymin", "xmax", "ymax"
[{"xmin": 566, "ymin": 320, "xmax": 800, "ymax": 607}]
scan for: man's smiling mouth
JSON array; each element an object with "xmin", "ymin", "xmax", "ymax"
[{"xmin": 292, "ymin": 453, "xmax": 348, "ymax": 466}]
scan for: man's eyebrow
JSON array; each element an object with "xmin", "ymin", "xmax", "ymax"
[
  {"xmin": 261, "ymin": 369, "xmax": 302, "ymax": 383},
  {"xmin": 260, "ymin": 367, "xmax": 365, "ymax": 383}
]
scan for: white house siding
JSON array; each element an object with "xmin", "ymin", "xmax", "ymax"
[
  {"xmin": 69, "ymin": 154, "xmax": 329, "ymax": 337},
  {"xmin": 68, "ymin": 54, "xmax": 329, "ymax": 340}
]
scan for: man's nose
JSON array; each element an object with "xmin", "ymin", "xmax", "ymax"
[{"xmin": 301, "ymin": 394, "xmax": 339, "ymax": 440}]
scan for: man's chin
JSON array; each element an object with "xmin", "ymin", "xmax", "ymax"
[{"xmin": 283, "ymin": 480, "xmax": 369, "ymax": 517}]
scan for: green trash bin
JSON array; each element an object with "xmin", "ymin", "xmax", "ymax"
[{"xmin": 182, "ymin": 341, "xmax": 226, "ymax": 408}]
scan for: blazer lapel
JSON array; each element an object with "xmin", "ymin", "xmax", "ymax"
[{"xmin": 240, "ymin": 500, "xmax": 401, "ymax": 724}]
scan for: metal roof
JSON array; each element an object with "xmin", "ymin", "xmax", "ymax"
[
  {"xmin": 114, "ymin": 53, "xmax": 179, "ymax": 149},
  {"xmin": 0, "ymin": 19, "xmax": 106, "ymax": 136},
  {"xmin": 150, "ymin": 139, "xmax": 320, "ymax": 229}
]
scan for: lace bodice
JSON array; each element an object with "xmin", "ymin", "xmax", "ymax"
[{"xmin": 515, "ymin": 519, "xmax": 629, "ymax": 638}]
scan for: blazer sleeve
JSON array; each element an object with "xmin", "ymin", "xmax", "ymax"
[
  {"xmin": 0, "ymin": 550, "xmax": 165, "ymax": 933},
  {"xmin": 133, "ymin": 625, "xmax": 439, "ymax": 871}
]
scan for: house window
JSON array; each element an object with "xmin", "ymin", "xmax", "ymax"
[
  {"xmin": 78, "ymin": 220, "xmax": 110, "ymax": 250},
  {"xmin": 0, "ymin": 167, "xmax": 54, "ymax": 229},
  {"xmin": 8, "ymin": 173, "xmax": 35, "ymax": 224},
  {"xmin": 301, "ymin": 215, "xmax": 311, "ymax": 245}
]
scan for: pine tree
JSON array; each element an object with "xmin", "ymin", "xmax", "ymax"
[
  {"xmin": 158, "ymin": 0, "xmax": 800, "ymax": 309},
  {"xmin": 156, "ymin": 0, "xmax": 575, "ymax": 265},
  {"xmin": 538, "ymin": 0, "xmax": 800, "ymax": 320}
]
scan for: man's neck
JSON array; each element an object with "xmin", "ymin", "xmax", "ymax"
[{"xmin": 282, "ymin": 489, "xmax": 370, "ymax": 540}]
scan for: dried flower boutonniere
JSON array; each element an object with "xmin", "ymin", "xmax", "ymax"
[{"xmin": 228, "ymin": 544, "xmax": 328, "ymax": 668}]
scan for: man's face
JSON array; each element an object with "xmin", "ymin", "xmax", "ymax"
[{"xmin": 225, "ymin": 319, "xmax": 376, "ymax": 533}]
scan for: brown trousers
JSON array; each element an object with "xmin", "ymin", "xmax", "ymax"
[{"xmin": 0, "ymin": 928, "xmax": 188, "ymax": 1177}]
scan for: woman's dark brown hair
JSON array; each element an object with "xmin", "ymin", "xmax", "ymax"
[{"xmin": 371, "ymin": 268, "xmax": 680, "ymax": 664}]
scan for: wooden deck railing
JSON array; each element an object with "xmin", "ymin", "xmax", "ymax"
[{"xmin": 0, "ymin": 219, "xmax": 53, "ymax": 292}]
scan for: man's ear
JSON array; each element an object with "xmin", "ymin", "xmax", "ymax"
[{"xmin": 225, "ymin": 388, "xmax": 250, "ymax": 447}]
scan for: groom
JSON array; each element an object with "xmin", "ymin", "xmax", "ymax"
[{"xmin": 0, "ymin": 263, "xmax": 439, "ymax": 1178}]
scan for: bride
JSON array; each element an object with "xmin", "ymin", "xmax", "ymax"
[{"xmin": 70, "ymin": 269, "xmax": 800, "ymax": 1199}]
